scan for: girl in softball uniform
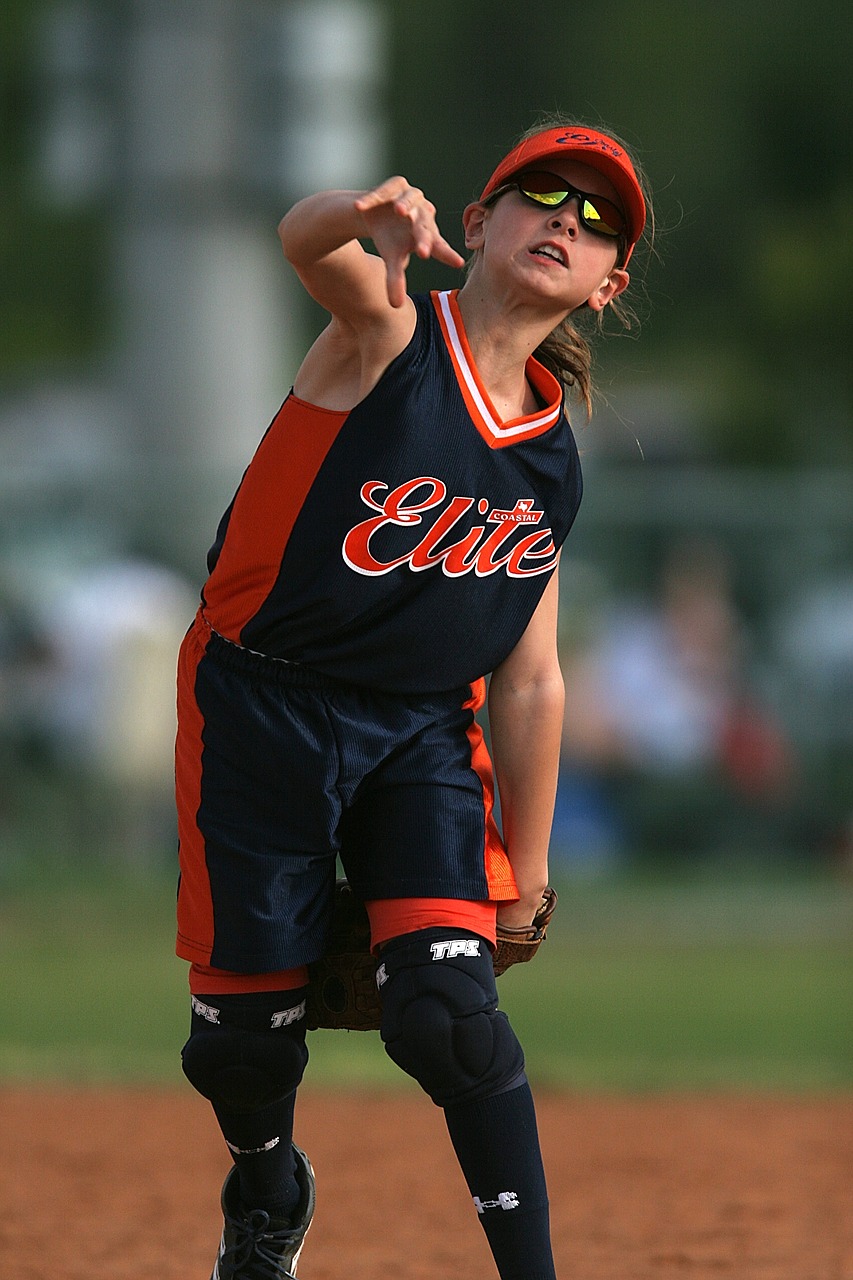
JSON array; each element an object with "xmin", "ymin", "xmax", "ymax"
[{"xmin": 177, "ymin": 118, "xmax": 650, "ymax": 1280}]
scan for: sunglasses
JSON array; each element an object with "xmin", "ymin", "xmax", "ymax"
[{"xmin": 488, "ymin": 170, "xmax": 626, "ymax": 241}]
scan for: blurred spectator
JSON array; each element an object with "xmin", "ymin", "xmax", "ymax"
[
  {"xmin": 0, "ymin": 577, "xmax": 53, "ymax": 743},
  {"xmin": 554, "ymin": 540, "xmax": 799, "ymax": 869},
  {"xmin": 0, "ymin": 573, "xmax": 64, "ymax": 873},
  {"xmin": 774, "ymin": 575, "xmax": 853, "ymax": 870},
  {"xmin": 27, "ymin": 557, "xmax": 197, "ymax": 865},
  {"xmin": 776, "ymin": 576, "xmax": 853, "ymax": 731}
]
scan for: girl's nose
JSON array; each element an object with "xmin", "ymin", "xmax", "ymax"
[
  {"xmin": 549, "ymin": 211, "xmax": 578, "ymax": 238},
  {"xmin": 549, "ymin": 196, "xmax": 580, "ymax": 237}
]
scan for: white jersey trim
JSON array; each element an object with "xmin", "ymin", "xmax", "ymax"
[{"xmin": 435, "ymin": 290, "xmax": 563, "ymax": 442}]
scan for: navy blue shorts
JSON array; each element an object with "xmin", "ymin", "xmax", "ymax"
[{"xmin": 176, "ymin": 614, "xmax": 514, "ymax": 973}]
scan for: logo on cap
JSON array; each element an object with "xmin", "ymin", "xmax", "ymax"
[{"xmin": 555, "ymin": 131, "xmax": 625, "ymax": 159}]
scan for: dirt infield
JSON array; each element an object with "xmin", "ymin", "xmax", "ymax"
[{"xmin": 2, "ymin": 1087, "xmax": 851, "ymax": 1279}]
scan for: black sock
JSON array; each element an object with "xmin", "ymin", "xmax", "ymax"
[
  {"xmin": 188, "ymin": 988, "xmax": 308, "ymax": 1221},
  {"xmin": 444, "ymin": 1081, "xmax": 556, "ymax": 1280},
  {"xmin": 213, "ymin": 1090, "xmax": 300, "ymax": 1219}
]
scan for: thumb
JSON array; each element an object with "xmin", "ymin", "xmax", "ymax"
[{"xmin": 385, "ymin": 254, "xmax": 410, "ymax": 308}]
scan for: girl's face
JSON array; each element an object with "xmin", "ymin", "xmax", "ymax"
[{"xmin": 463, "ymin": 157, "xmax": 630, "ymax": 313}]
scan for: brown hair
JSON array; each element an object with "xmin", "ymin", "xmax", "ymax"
[{"xmin": 478, "ymin": 115, "xmax": 654, "ymax": 416}]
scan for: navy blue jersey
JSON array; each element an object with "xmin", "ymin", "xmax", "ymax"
[{"xmin": 201, "ymin": 290, "xmax": 582, "ymax": 693}]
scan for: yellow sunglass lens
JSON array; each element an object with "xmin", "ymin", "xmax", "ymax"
[
  {"xmin": 519, "ymin": 186, "xmax": 621, "ymax": 237},
  {"xmin": 523, "ymin": 189, "xmax": 566, "ymax": 206},
  {"xmin": 581, "ymin": 200, "xmax": 620, "ymax": 236}
]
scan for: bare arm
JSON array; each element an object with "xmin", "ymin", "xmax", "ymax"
[
  {"xmin": 277, "ymin": 177, "xmax": 464, "ymax": 405},
  {"xmin": 488, "ymin": 571, "xmax": 565, "ymax": 929},
  {"xmin": 279, "ymin": 177, "xmax": 463, "ymax": 312}
]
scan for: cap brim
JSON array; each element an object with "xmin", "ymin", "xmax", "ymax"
[{"xmin": 480, "ymin": 127, "xmax": 646, "ymax": 253}]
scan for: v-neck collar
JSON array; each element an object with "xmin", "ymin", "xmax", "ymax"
[{"xmin": 431, "ymin": 290, "xmax": 564, "ymax": 449}]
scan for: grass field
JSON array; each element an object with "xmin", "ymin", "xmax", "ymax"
[{"xmin": 2, "ymin": 865, "xmax": 851, "ymax": 1090}]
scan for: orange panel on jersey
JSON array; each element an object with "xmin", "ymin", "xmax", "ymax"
[{"xmin": 202, "ymin": 396, "xmax": 349, "ymax": 641}]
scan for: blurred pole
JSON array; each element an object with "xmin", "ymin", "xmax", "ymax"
[
  {"xmin": 274, "ymin": 0, "xmax": 387, "ymax": 198},
  {"xmin": 36, "ymin": 0, "xmax": 387, "ymax": 568},
  {"xmin": 114, "ymin": 0, "xmax": 289, "ymax": 487}
]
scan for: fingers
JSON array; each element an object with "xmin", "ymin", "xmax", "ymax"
[
  {"xmin": 431, "ymin": 236, "xmax": 466, "ymax": 270},
  {"xmin": 385, "ymin": 255, "xmax": 410, "ymax": 309},
  {"xmin": 496, "ymin": 898, "xmax": 538, "ymax": 930},
  {"xmin": 355, "ymin": 178, "xmax": 437, "ymax": 254},
  {"xmin": 354, "ymin": 177, "xmax": 465, "ymax": 286},
  {"xmin": 353, "ymin": 175, "xmax": 412, "ymax": 212}
]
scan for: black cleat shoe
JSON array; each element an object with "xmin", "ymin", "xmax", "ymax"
[{"xmin": 211, "ymin": 1144, "xmax": 316, "ymax": 1279}]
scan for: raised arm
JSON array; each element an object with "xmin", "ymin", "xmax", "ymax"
[
  {"xmin": 278, "ymin": 178, "xmax": 464, "ymax": 405},
  {"xmin": 488, "ymin": 570, "xmax": 565, "ymax": 929},
  {"xmin": 279, "ymin": 177, "xmax": 463, "ymax": 312}
]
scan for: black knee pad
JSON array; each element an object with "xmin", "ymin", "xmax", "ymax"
[
  {"xmin": 181, "ymin": 989, "xmax": 309, "ymax": 1114},
  {"xmin": 377, "ymin": 929, "xmax": 525, "ymax": 1107}
]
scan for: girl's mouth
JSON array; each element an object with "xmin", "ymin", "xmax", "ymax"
[{"xmin": 530, "ymin": 243, "xmax": 566, "ymax": 267}]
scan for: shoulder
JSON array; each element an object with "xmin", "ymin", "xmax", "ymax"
[{"xmin": 292, "ymin": 294, "xmax": 437, "ymax": 411}]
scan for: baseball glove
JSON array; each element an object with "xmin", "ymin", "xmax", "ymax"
[
  {"xmin": 492, "ymin": 887, "xmax": 558, "ymax": 977},
  {"xmin": 304, "ymin": 880, "xmax": 382, "ymax": 1031},
  {"xmin": 304, "ymin": 880, "xmax": 559, "ymax": 1031}
]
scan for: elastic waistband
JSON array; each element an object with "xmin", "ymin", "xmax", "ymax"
[
  {"xmin": 198, "ymin": 616, "xmax": 340, "ymax": 691},
  {"xmin": 195, "ymin": 612, "xmax": 474, "ymax": 706}
]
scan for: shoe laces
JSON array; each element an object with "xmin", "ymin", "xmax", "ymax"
[{"xmin": 221, "ymin": 1206, "xmax": 300, "ymax": 1280}]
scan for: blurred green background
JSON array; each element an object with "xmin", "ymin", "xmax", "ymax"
[
  {"xmin": 1, "ymin": 866, "xmax": 850, "ymax": 1089},
  {"xmin": 3, "ymin": 0, "xmax": 851, "ymax": 464},
  {"xmin": 1, "ymin": 1, "xmax": 851, "ymax": 1091}
]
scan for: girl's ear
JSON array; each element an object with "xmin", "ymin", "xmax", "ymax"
[
  {"xmin": 462, "ymin": 202, "xmax": 488, "ymax": 251},
  {"xmin": 586, "ymin": 268, "xmax": 630, "ymax": 312}
]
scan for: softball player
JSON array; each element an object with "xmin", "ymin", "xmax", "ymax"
[{"xmin": 176, "ymin": 118, "xmax": 649, "ymax": 1279}]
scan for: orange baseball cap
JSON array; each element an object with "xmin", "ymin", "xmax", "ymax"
[{"xmin": 480, "ymin": 125, "xmax": 646, "ymax": 262}]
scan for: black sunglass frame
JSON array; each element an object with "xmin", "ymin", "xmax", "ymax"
[{"xmin": 486, "ymin": 171, "xmax": 626, "ymax": 242}]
